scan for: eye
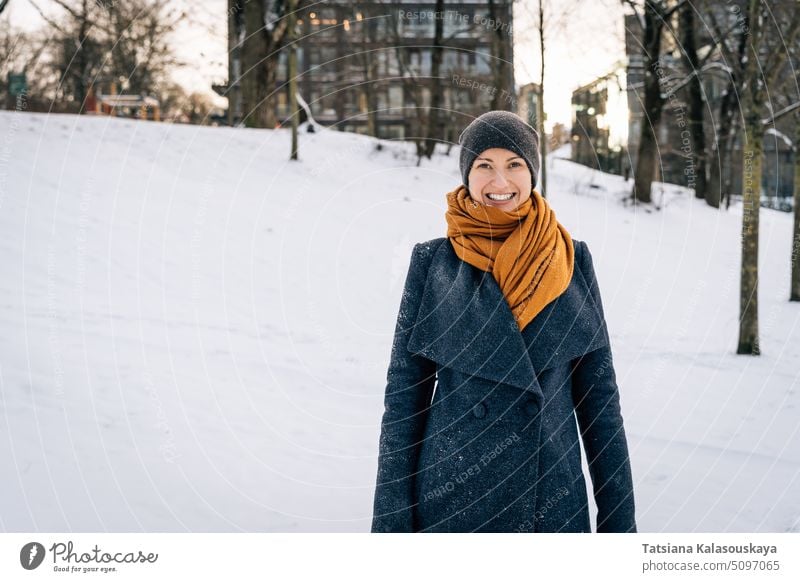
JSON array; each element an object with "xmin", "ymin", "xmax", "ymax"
[
  {"xmin": 476, "ymin": 162, "xmax": 491, "ymax": 169},
  {"xmin": 509, "ymin": 161, "xmax": 523, "ymax": 168}
]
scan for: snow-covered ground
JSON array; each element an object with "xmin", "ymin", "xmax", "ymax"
[{"xmin": 1, "ymin": 110, "xmax": 798, "ymax": 532}]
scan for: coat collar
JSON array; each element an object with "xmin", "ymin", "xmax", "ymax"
[{"xmin": 407, "ymin": 238, "xmax": 608, "ymax": 398}]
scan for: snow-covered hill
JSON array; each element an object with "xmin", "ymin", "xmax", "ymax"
[{"xmin": 1, "ymin": 111, "xmax": 798, "ymax": 532}]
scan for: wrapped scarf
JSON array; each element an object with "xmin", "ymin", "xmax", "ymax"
[{"xmin": 445, "ymin": 184, "xmax": 574, "ymax": 331}]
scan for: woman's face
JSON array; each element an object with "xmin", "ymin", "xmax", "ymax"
[{"xmin": 467, "ymin": 147, "xmax": 533, "ymax": 211}]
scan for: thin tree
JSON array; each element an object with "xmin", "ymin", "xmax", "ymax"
[
  {"xmin": 622, "ymin": 0, "xmax": 688, "ymax": 204},
  {"xmin": 761, "ymin": 98, "xmax": 800, "ymax": 302},
  {"xmin": 707, "ymin": 5, "xmax": 749, "ymax": 209},
  {"xmin": 678, "ymin": 3, "xmax": 706, "ymax": 200},
  {"xmin": 488, "ymin": 0, "xmax": 512, "ymax": 112},
  {"xmin": 735, "ymin": 0, "xmax": 800, "ymax": 355},
  {"xmin": 537, "ymin": 0, "xmax": 547, "ymax": 197},
  {"xmin": 793, "ymin": 108, "xmax": 800, "ymax": 301},
  {"xmin": 345, "ymin": 5, "xmax": 379, "ymax": 137},
  {"xmin": 423, "ymin": 0, "xmax": 446, "ymax": 158},
  {"xmin": 287, "ymin": 0, "xmax": 298, "ymax": 160}
]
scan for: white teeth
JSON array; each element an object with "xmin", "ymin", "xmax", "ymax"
[{"xmin": 486, "ymin": 193, "xmax": 514, "ymax": 201}]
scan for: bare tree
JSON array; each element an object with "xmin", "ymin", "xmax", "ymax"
[
  {"xmin": 766, "ymin": 27, "xmax": 800, "ymax": 303},
  {"xmin": 678, "ymin": 3, "xmax": 706, "ymax": 200},
  {"xmin": 759, "ymin": 47, "xmax": 800, "ymax": 303},
  {"xmin": 28, "ymin": 0, "xmax": 106, "ymax": 107},
  {"xmin": 622, "ymin": 0, "xmax": 687, "ymax": 204},
  {"xmin": 793, "ymin": 108, "xmax": 800, "ymax": 302},
  {"xmin": 24, "ymin": 0, "xmax": 180, "ymax": 110},
  {"xmin": 102, "ymin": 1, "xmax": 183, "ymax": 96},
  {"xmin": 537, "ymin": 0, "xmax": 547, "ymax": 196},
  {"xmin": 0, "ymin": 16, "xmax": 53, "ymax": 109},
  {"xmin": 343, "ymin": 5, "xmax": 379, "ymax": 136},
  {"xmin": 707, "ymin": 4, "xmax": 749, "ymax": 209},
  {"xmin": 423, "ymin": 0, "xmax": 445, "ymax": 158},
  {"xmin": 735, "ymin": 0, "xmax": 800, "ymax": 354},
  {"xmin": 287, "ymin": 0, "xmax": 298, "ymax": 159},
  {"xmin": 488, "ymin": 0, "xmax": 512, "ymax": 112},
  {"xmin": 240, "ymin": 0, "xmax": 309, "ymax": 129},
  {"xmin": 241, "ymin": 0, "xmax": 272, "ymax": 128}
]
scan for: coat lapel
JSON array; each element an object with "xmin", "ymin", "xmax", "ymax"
[
  {"xmin": 520, "ymin": 245, "xmax": 609, "ymax": 373},
  {"xmin": 406, "ymin": 238, "xmax": 608, "ymax": 397}
]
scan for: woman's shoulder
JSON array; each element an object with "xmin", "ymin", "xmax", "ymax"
[
  {"xmin": 413, "ymin": 237, "xmax": 448, "ymax": 252},
  {"xmin": 572, "ymin": 238, "xmax": 590, "ymax": 271},
  {"xmin": 410, "ymin": 237, "xmax": 449, "ymax": 263}
]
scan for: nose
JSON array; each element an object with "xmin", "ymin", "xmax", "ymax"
[{"xmin": 489, "ymin": 169, "xmax": 510, "ymax": 188}]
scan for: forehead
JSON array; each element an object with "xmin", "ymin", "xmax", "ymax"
[{"xmin": 474, "ymin": 148, "xmax": 521, "ymax": 161}]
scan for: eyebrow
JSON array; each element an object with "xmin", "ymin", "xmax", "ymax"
[{"xmin": 475, "ymin": 156, "xmax": 522, "ymax": 162}]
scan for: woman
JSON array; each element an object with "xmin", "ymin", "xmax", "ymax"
[{"xmin": 371, "ymin": 111, "xmax": 636, "ymax": 533}]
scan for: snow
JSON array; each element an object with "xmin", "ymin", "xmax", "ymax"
[
  {"xmin": 1, "ymin": 111, "xmax": 799, "ymax": 533},
  {"xmin": 765, "ymin": 127, "xmax": 793, "ymax": 147}
]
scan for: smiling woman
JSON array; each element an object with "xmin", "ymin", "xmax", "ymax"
[{"xmin": 371, "ymin": 111, "xmax": 637, "ymax": 533}]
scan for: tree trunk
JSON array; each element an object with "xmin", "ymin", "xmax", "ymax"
[
  {"xmin": 288, "ymin": 0, "xmax": 298, "ymax": 160},
  {"xmin": 263, "ymin": 61, "xmax": 278, "ymax": 128},
  {"xmin": 537, "ymin": 0, "xmax": 547, "ymax": 197},
  {"xmin": 632, "ymin": 5, "xmax": 665, "ymax": 204},
  {"xmin": 680, "ymin": 5, "xmax": 707, "ymax": 199},
  {"xmin": 488, "ymin": 0, "xmax": 511, "ymax": 112},
  {"xmin": 242, "ymin": 1, "xmax": 269, "ymax": 128},
  {"xmin": 709, "ymin": 10, "xmax": 747, "ymax": 209},
  {"xmin": 791, "ymin": 111, "xmax": 800, "ymax": 301},
  {"xmin": 707, "ymin": 85, "xmax": 736, "ymax": 209},
  {"xmin": 737, "ymin": 115, "xmax": 762, "ymax": 355},
  {"xmin": 363, "ymin": 17, "xmax": 377, "ymax": 137},
  {"xmin": 74, "ymin": 0, "xmax": 90, "ymax": 106},
  {"xmin": 736, "ymin": 0, "xmax": 762, "ymax": 356},
  {"xmin": 722, "ymin": 115, "xmax": 740, "ymax": 210},
  {"xmin": 424, "ymin": 0, "xmax": 445, "ymax": 158}
]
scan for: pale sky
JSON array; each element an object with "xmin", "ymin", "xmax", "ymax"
[{"xmin": 6, "ymin": 0, "xmax": 627, "ymax": 129}]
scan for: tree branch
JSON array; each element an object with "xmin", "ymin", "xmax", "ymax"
[
  {"xmin": 661, "ymin": 0, "xmax": 691, "ymax": 21},
  {"xmin": 763, "ymin": 101, "xmax": 800, "ymax": 126},
  {"xmin": 764, "ymin": 10, "xmax": 800, "ymax": 90}
]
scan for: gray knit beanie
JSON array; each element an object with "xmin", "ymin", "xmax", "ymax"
[{"xmin": 458, "ymin": 110, "xmax": 540, "ymax": 188}]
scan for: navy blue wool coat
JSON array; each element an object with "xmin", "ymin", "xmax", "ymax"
[{"xmin": 371, "ymin": 237, "xmax": 637, "ymax": 533}]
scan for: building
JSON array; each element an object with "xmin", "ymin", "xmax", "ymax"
[
  {"xmin": 221, "ymin": 1, "xmax": 515, "ymax": 141},
  {"xmin": 517, "ymin": 82, "xmax": 541, "ymax": 129},
  {"xmin": 84, "ymin": 83, "xmax": 160, "ymax": 121},
  {"xmin": 571, "ymin": 67, "xmax": 627, "ymax": 175}
]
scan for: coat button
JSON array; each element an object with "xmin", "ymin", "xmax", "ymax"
[
  {"xmin": 524, "ymin": 399, "xmax": 539, "ymax": 416},
  {"xmin": 472, "ymin": 402, "xmax": 487, "ymax": 419}
]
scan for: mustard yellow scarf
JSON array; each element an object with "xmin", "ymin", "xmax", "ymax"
[{"xmin": 445, "ymin": 184, "xmax": 574, "ymax": 330}]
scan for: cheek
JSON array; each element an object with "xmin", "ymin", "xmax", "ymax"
[
  {"xmin": 468, "ymin": 174, "xmax": 488, "ymax": 194},
  {"xmin": 516, "ymin": 174, "xmax": 532, "ymax": 193}
]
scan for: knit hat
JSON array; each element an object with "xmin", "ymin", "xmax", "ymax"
[{"xmin": 458, "ymin": 110, "xmax": 540, "ymax": 189}]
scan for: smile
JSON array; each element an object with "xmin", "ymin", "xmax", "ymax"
[{"xmin": 485, "ymin": 192, "xmax": 515, "ymax": 201}]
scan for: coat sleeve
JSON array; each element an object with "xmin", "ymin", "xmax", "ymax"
[
  {"xmin": 570, "ymin": 241, "xmax": 637, "ymax": 533},
  {"xmin": 371, "ymin": 242, "xmax": 438, "ymax": 532}
]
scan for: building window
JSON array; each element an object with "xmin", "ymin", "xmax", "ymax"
[{"xmin": 388, "ymin": 85, "xmax": 403, "ymax": 109}]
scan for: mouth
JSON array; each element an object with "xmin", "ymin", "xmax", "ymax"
[{"xmin": 485, "ymin": 192, "xmax": 516, "ymax": 202}]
